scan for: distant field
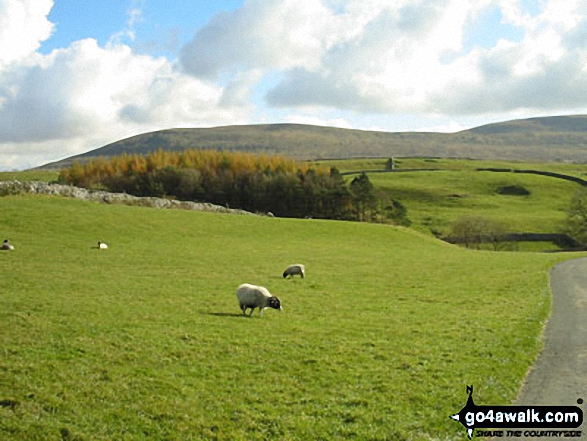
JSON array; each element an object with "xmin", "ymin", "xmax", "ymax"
[
  {"xmin": 315, "ymin": 156, "xmax": 587, "ymax": 178},
  {"xmin": 0, "ymin": 194, "xmax": 580, "ymax": 440},
  {"xmin": 0, "ymin": 170, "xmax": 59, "ymax": 182},
  {"xmin": 313, "ymin": 158, "xmax": 586, "ymax": 248},
  {"xmin": 371, "ymin": 169, "xmax": 577, "ymax": 235}
]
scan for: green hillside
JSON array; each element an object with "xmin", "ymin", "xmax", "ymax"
[
  {"xmin": 328, "ymin": 157, "xmax": 587, "ymax": 243},
  {"xmin": 39, "ymin": 115, "xmax": 587, "ymax": 169},
  {"xmin": 0, "ymin": 194, "xmax": 580, "ymax": 439}
]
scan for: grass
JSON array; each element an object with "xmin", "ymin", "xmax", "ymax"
[
  {"xmin": 0, "ymin": 170, "xmax": 60, "ymax": 182},
  {"xmin": 0, "ymin": 194, "xmax": 581, "ymax": 440},
  {"xmin": 369, "ymin": 170, "xmax": 577, "ymax": 236},
  {"xmin": 313, "ymin": 158, "xmax": 586, "ymax": 242},
  {"xmin": 316, "ymin": 157, "xmax": 587, "ymax": 177}
]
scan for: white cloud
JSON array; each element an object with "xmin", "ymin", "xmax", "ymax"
[
  {"xmin": 180, "ymin": 0, "xmax": 352, "ymax": 79},
  {"xmin": 436, "ymin": 0, "xmax": 587, "ymax": 114},
  {"xmin": 0, "ymin": 0, "xmax": 54, "ymax": 67},
  {"xmin": 0, "ymin": 0, "xmax": 252, "ymax": 169},
  {"xmin": 180, "ymin": 0, "xmax": 587, "ymax": 118},
  {"xmin": 0, "ymin": 38, "xmax": 247, "ymax": 142},
  {"xmin": 265, "ymin": 1, "xmax": 491, "ymax": 112},
  {"xmin": 108, "ymin": 0, "xmax": 145, "ymax": 45}
]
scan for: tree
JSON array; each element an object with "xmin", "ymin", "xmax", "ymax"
[
  {"xmin": 324, "ymin": 167, "xmax": 351, "ymax": 219},
  {"xmin": 384, "ymin": 200, "xmax": 411, "ymax": 226},
  {"xmin": 563, "ymin": 188, "xmax": 587, "ymax": 247},
  {"xmin": 349, "ymin": 173, "xmax": 377, "ymax": 221},
  {"xmin": 176, "ymin": 168, "xmax": 203, "ymax": 201},
  {"xmin": 449, "ymin": 216, "xmax": 507, "ymax": 250}
]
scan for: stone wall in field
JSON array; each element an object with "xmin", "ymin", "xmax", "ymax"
[
  {"xmin": 442, "ymin": 232, "xmax": 584, "ymax": 249},
  {"xmin": 0, "ymin": 180, "xmax": 256, "ymax": 216},
  {"xmin": 476, "ymin": 168, "xmax": 587, "ymax": 186}
]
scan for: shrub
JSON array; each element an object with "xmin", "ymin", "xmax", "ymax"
[
  {"xmin": 496, "ymin": 185, "xmax": 531, "ymax": 196},
  {"xmin": 449, "ymin": 216, "xmax": 508, "ymax": 250},
  {"xmin": 563, "ymin": 188, "xmax": 587, "ymax": 247}
]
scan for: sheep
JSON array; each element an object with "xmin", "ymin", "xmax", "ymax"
[
  {"xmin": 236, "ymin": 283, "xmax": 282, "ymax": 317},
  {"xmin": 98, "ymin": 241, "xmax": 108, "ymax": 249},
  {"xmin": 1, "ymin": 239, "xmax": 14, "ymax": 250},
  {"xmin": 283, "ymin": 264, "xmax": 305, "ymax": 279}
]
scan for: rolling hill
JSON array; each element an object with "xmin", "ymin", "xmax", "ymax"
[
  {"xmin": 39, "ymin": 114, "xmax": 587, "ymax": 169},
  {"xmin": 0, "ymin": 194, "xmax": 571, "ymax": 439}
]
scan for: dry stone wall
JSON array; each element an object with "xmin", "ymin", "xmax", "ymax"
[{"xmin": 0, "ymin": 180, "xmax": 255, "ymax": 216}]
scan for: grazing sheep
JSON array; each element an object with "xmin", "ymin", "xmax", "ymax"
[
  {"xmin": 283, "ymin": 264, "xmax": 305, "ymax": 279},
  {"xmin": 1, "ymin": 239, "xmax": 14, "ymax": 250},
  {"xmin": 98, "ymin": 241, "xmax": 108, "ymax": 249},
  {"xmin": 236, "ymin": 283, "xmax": 282, "ymax": 317}
]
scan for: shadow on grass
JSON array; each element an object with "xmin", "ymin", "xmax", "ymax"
[{"xmin": 205, "ymin": 312, "xmax": 250, "ymax": 318}]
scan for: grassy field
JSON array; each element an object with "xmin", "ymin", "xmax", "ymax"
[
  {"xmin": 369, "ymin": 169, "xmax": 577, "ymax": 235},
  {"xmin": 313, "ymin": 158, "xmax": 587, "ymax": 244},
  {"xmin": 0, "ymin": 170, "xmax": 59, "ymax": 182},
  {"xmin": 315, "ymin": 157, "xmax": 587, "ymax": 178},
  {"xmin": 0, "ymin": 194, "xmax": 581, "ymax": 440}
]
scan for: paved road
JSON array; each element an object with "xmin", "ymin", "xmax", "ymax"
[{"xmin": 501, "ymin": 257, "xmax": 587, "ymax": 440}]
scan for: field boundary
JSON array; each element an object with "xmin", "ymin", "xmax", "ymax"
[
  {"xmin": 339, "ymin": 166, "xmax": 587, "ymax": 187},
  {"xmin": 0, "ymin": 180, "xmax": 256, "ymax": 216},
  {"xmin": 340, "ymin": 168, "xmax": 442, "ymax": 176},
  {"xmin": 477, "ymin": 168, "xmax": 587, "ymax": 186},
  {"xmin": 442, "ymin": 232, "xmax": 585, "ymax": 250}
]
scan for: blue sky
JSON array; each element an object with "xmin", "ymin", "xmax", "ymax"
[
  {"xmin": 1, "ymin": 0, "xmax": 587, "ymax": 170},
  {"xmin": 40, "ymin": 1, "xmax": 245, "ymax": 56}
]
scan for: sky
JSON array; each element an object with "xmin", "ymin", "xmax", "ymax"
[{"xmin": 1, "ymin": 0, "xmax": 587, "ymax": 170}]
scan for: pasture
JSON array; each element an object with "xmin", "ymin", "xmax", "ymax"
[
  {"xmin": 0, "ymin": 170, "xmax": 59, "ymax": 183},
  {"xmin": 369, "ymin": 169, "xmax": 577, "ymax": 235},
  {"xmin": 316, "ymin": 158, "xmax": 587, "ymax": 245},
  {"xmin": 0, "ymin": 194, "xmax": 578, "ymax": 440}
]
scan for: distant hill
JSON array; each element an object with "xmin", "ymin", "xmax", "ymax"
[{"xmin": 39, "ymin": 115, "xmax": 587, "ymax": 169}]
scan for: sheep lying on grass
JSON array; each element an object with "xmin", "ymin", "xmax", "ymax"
[
  {"xmin": 283, "ymin": 264, "xmax": 305, "ymax": 279},
  {"xmin": 236, "ymin": 283, "xmax": 282, "ymax": 317},
  {"xmin": 98, "ymin": 241, "xmax": 108, "ymax": 249},
  {"xmin": 1, "ymin": 239, "xmax": 14, "ymax": 250}
]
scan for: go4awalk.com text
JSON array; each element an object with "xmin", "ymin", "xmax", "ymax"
[{"xmin": 450, "ymin": 386, "xmax": 583, "ymax": 439}]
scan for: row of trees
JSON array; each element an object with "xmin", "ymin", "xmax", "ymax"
[
  {"xmin": 58, "ymin": 150, "xmax": 410, "ymax": 224},
  {"xmin": 447, "ymin": 216, "xmax": 512, "ymax": 250}
]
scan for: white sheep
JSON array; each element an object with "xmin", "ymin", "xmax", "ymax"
[
  {"xmin": 98, "ymin": 241, "xmax": 108, "ymax": 249},
  {"xmin": 1, "ymin": 239, "xmax": 14, "ymax": 250},
  {"xmin": 236, "ymin": 283, "xmax": 282, "ymax": 317},
  {"xmin": 283, "ymin": 264, "xmax": 305, "ymax": 279}
]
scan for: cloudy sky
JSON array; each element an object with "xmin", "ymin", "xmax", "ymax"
[{"xmin": 1, "ymin": 0, "xmax": 586, "ymax": 170}]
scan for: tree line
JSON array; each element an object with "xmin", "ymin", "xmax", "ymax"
[{"xmin": 58, "ymin": 149, "xmax": 410, "ymax": 224}]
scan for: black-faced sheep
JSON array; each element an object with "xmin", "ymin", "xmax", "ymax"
[
  {"xmin": 236, "ymin": 283, "xmax": 282, "ymax": 317},
  {"xmin": 98, "ymin": 241, "xmax": 108, "ymax": 249},
  {"xmin": 1, "ymin": 239, "xmax": 14, "ymax": 250},
  {"xmin": 283, "ymin": 264, "xmax": 305, "ymax": 279}
]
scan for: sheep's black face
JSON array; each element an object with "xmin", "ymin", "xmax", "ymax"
[{"xmin": 269, "ymin": 297, "xmax": 282, "ymax": 310}]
